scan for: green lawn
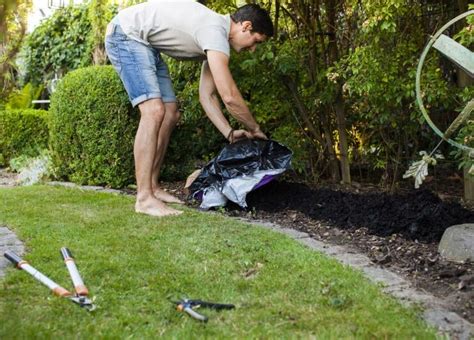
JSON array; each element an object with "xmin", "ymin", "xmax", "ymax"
[{"xmin": 0, "ymin": 185, "xmax": 436, "ymax": 338}]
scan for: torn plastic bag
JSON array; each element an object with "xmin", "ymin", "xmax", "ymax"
[{"xmin": 188, "ymin": 139, "xmax": 292, "ymax": 209}]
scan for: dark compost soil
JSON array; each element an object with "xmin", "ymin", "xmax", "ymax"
[{"xmin": 170, "ymin": 179, "xmax": 474, "ymax": 323}]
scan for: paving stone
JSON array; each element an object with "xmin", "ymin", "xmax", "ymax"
[
  {"xmin": 424, "ymin": 308, "xmax": 474, "ymax": 340},
  {"xmin": 80, "ymin": 185, "xmax": 107, "ymax": 191},
  {"xmin": 0, "ymin": 233, "xmax": 23, "ymax": 246},
  {"xmin": 0, "ymin": 227, "xmax": 12, "ymax": 236},
  {"xmin": 361, "ymin": 266, "xmax": 408, "ymax": 286},
  {"xmin": 277, "ymin": 227, "xmax": 310, "ymax": 239},
  {"xmin": 48, "ymin": 181, "xmax": 77, "ymax": 188},
  {"xmin": 0, "ymin": 228, "xmax": 24, "ymax": 279},
  {"xmin": 339, "ymin": 253, "xmax": 373, "ymax": 267},
  {"xmin": 101, "ymin": 189, "xmax": 123, "ymax": 195}
]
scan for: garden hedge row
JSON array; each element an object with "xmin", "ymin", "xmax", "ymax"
[
  {"xmin": 49, "ymin": 65, "xmax": 139, "ymax": 188},
  {"xmin": 0, "ymin": 109, "xmax": 50, "ymax": 166}
]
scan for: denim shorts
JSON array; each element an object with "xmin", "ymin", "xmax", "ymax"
[{"xmin": 105, "ymin": 23, "xmax": 176, "ymax": 107}]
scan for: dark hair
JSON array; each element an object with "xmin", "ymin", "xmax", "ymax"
[{"xmin": 231, "ymin": 4, "xmax": 274, "ymax": 37}]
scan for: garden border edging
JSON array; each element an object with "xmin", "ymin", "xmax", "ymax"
[{"xmin": 242, "ymin": 218, "xmax": 474, "ymax": 340}]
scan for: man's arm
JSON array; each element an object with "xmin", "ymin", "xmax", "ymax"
[
  {"xmin": 199, "ymin": 50, "xmax": 266, "ymax": 139},
  {"xmin": 199, "ymin": 60, "xmax": 235, "ymax": 139}
]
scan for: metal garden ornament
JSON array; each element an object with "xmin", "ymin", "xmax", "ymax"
[{"xmin": 404, "ymin": 10, "xmax": 474, "ymax": 188}]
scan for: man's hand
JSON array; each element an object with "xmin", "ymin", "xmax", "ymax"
[
  {"xmin": 249, "ymin": 128, "xmax": 268, "ymax": 140},
  {"xmin": 229, "ymin": 128, "xmax": 268, "ymax": 143},
  {"xmin": 231, "ymin": 129, "xmax": 251, "ymax": 142}
]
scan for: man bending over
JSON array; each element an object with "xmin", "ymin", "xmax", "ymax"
[{"xmin": 105, "ymin": 1, "xmax": 273, "ymax": 217}]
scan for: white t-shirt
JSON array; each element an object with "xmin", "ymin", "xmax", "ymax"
[{"xmin": 116, "ymin": 0, "xmax": 231, "ymax": 61}]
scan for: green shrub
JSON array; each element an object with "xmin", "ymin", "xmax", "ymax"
[
  {"xmin": 0, "ymin": 109, "xmax": 49, "ymax": 166},
  {"xmin": 49, "ymin": 65, "xmax": 139, "ymax": 188}
]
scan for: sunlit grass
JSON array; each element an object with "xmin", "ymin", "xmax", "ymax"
[{"xmin": 0, "ymin": 185, "xmax": 435, "ymax": 338}]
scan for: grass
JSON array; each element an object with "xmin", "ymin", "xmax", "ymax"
[{"xmin": 0, "ymin": 185, "xmax": 436, "ymax": 338}]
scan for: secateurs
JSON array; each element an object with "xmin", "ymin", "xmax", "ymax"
[
  {"xmin": 4, "ymin": 247, "xmax": 96, "ymax": 311},
  {"xmin": 173, "ymin": 298, "xmax": 235, "ymax": 322}
]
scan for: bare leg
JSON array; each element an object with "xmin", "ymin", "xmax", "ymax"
[
  {"xmin": 151, "ymin": 102, "xmax": 184, "ymax": 204},
  {"xmin": 134, "ymin": 99, "xmax": 182, "ymax": 217}
]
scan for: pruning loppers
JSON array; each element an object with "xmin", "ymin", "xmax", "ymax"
[
  {"xmin": 173, "ymin": 298, "xmax": 235, "ymax": 322},
  {"xmin": 4, "ymin": 247, "xmax": 96, "ymax": 311}
]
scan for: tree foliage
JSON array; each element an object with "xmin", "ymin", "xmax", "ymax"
[
  {"xmin": 9, "ymin": 0, "xmax": 472, "ymax": 187},
  {"xmin": 21, "ymin": 4, "xmax": 92, "ymax": 86},
  {"xmin": 20, "ymin": 1, "xmax": 118, "ymax": 86},
  {"xmin": 335, "ymin": 1, "xmax": 453, "ymax": 186},
  {"xmin": 88, "ymin": 0, "xmax": 116, "ymax": 65}
]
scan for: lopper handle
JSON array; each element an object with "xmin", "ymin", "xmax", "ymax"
[
  {"xmin": 4, "ymin": 250, "xmax": 71, "ymax": 297},
  {"xmin": 60, "ymin": 247, "xmax": 73, "ymax": 260},
  {"xmin": 4, "ymin": 250, "xmax": 22, "ymax": 267},
  {"xmin": 60, "ymin": 247, "xmax": 89, "ymax": 296}
]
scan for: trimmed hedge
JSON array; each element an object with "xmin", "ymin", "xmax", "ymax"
[
  {"xmin": 0, "ymin": 109, "xmax": 50, "ymax": 166},
  {"xmin": 49, "ymin": 65, "xmax": 139, "ymax": 188}
]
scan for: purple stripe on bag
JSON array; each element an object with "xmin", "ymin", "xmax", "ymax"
[
  {"xmin": 253, "ymin": 175, "xmax": 277, "ymax": 190},
  {"xmin": 195, "ymin": 191, "xmax": 204, "ymax": 201}
]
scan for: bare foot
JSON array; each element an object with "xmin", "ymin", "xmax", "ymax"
[
  {"xmin": 135, "ymin": 196, "xmax": 182, "ymax": 217},
  {"xmin": 153, "ymin": 188, "xmax": 184, "ymax": 204}
]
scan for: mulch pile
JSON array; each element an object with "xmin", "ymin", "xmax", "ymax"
[{"xmin": 243, "ymin": 181, "xmax": 474, "ymax": 243}]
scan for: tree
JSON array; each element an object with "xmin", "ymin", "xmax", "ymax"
[
  {"xmin": 272, "ymin": 0, "xmax": 350, "ymax": 182},
  {"xmin": 88, "ymin": 0, "xmax": 115, "ymax": 65},
  {"xmin": 0, "ymin": 0, "xmax": 30, "ymax": 104}
]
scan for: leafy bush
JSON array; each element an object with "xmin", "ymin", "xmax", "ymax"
[
  {"xmin": 10, "ymin": 149, "xmax": 52, "ymax": 185},
  {"xmin": 5, "ymin": 83, "xmax": 44, "ymax": 109},
  {"xmin": 49, "ymin": 62, "xmax": 229, "ymax": 186},
  {"xmin": 0, "ymin": 109, "xmax": 49, "ymax": 166},
  {"xmin": 49, "ymin": 65, "xmax": 139, "ymax": 187},
  {"xmin": 163, "ymin": 41, "xmax": 310, "ymax": 180}
]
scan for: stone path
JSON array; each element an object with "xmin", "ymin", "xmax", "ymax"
[
  {"xmin": 0, "ymin": 227, "xmax": 24, "ymax": 279},
  {"xmin": 0, "ymin": 175, "xmax": 472, "ymax": 338},
  {"xmin": 0, "ymin": 168, "xmax": 17, "ymax": 187}
]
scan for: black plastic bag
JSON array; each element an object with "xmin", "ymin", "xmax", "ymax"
[{"xmin": 189, "ymin": 139, "xmax": 292, "ymax": 209}]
